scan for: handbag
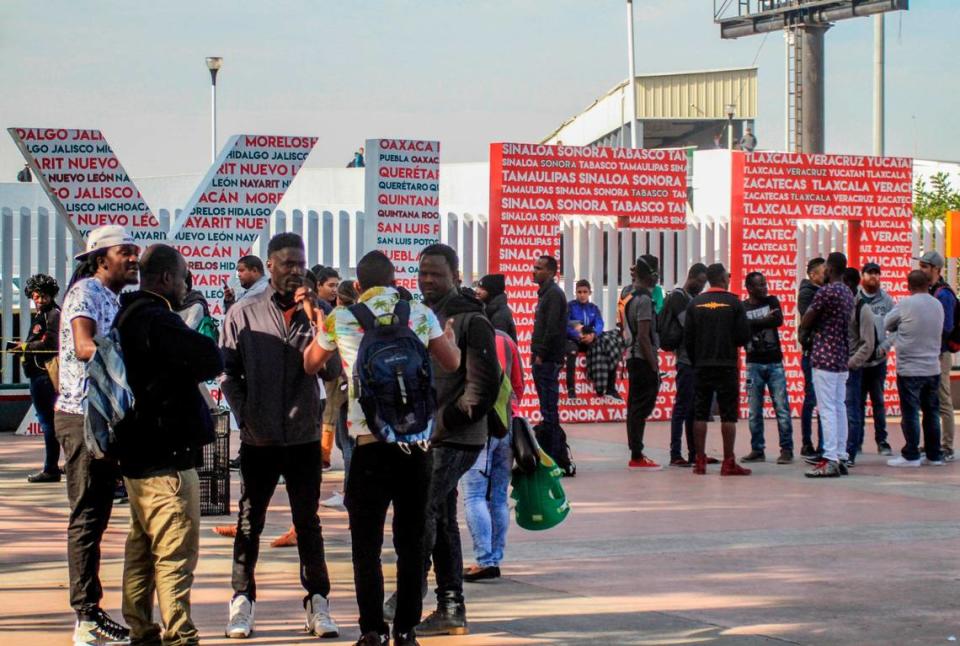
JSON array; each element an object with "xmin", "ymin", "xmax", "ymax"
[
  {"xmin": 45, "ymin": 355, "xmax": 60, "ymax": 393},
  {"xmin": 511, "ymin": 415, "xmax": 540, "ymax": 474}
]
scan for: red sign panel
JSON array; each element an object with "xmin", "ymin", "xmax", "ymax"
[
  {"xmin": 489, "ymin": 143, "xmax": 687, "ymax": 423},
  {"xmin": 731, "ymin": 151, "xmax": 913, "ymax": 418}
]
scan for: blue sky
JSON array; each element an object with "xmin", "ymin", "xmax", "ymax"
[{"xmin": 1, "ymin": 1, "xmax": 956, "ymax": 179}]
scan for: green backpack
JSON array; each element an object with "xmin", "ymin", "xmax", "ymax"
[{"xmin": 511, "ymin": 448, "xmax": 570, "ymax": 531}]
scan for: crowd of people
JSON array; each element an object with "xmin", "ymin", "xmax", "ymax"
[{"xmin": 8, "ymin": 221, "xmax": 959, "ymax": 645}]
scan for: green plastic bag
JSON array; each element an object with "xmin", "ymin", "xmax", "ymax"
[
  {"xmin": 511, "ymin": 448, "xmax": 570, "ymax": 531},
  {"xmin": 197, "ymin": 315, "xmax": 220, "ymax": 344}
]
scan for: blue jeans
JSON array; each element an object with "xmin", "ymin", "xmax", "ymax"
[
  {"xmin": 896, "ymin": 375, "xmax": 942, "ymax": 461},
  {"xmin": 845, "ymin": 368, "xmax": 865, "ymax": 459},
  {"xmin": 670, "ymin": 362, "xmax": 696, "ymax": 460},
  {"xmin": 461, "ymin": 434, "xmax": 512, "ymax": 568},
  {"xmin": 532, "ymin": 361, "xmax": 563, "ymax": 463},
  {"xmin": 30, "ymin": 374, "xmax": 60, "ymax": 473},
  {"xmin": 746, "ymin": 363, "xmax": 794, "ymax": 452},
  {"xmin": 801, "ymin": 354, "xmax": 823, "ymax": 451},
  {"xmin": 334, "ymin": 404, "xmax": 353, "ymax": 477},
  {"xmin": 861, "ymin": 362, "xmax": 888, "ymax": 445}
]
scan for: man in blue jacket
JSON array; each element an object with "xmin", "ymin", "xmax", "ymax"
[
  {"xmin": 565, "ymin": 279, "xmax": 604, "ymax": 399},
  {"xmin": 917, "ymin": 251, "xmax": 957, "ymax": 461}
]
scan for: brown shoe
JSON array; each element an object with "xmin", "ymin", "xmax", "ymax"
[
  {"xmin": 271, "ymin": 526, "xmax": 298, "ymax": 548},
  {"xmin": 776, "ymin": 450, "xmax": 794, "ymax": 465},
  {"xmin": 741, "ymin": 450, "xmax": 765, "ymax": 463}
]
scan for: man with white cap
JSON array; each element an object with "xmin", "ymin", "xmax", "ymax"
[
  {"xmin": 917, "ymin": 250, "xmax": 958, "ymax": 461},
  {"xmin": 54, "ymin": 225, "xmax": 140, "ymax": 646}
]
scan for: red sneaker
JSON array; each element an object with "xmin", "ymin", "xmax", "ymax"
[
  {"xmin": 720, "ymin": 457, "xmax": 752, "ymax": 476},
  {"xmin": 693, "ymin": 454, "xmax": 707, "ymax": 475},
  {"xmin": 628, "ymin": 456, "xmax": 662, "ymax": 470}
]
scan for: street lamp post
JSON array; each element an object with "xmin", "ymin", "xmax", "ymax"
[
  {"xmin": 206, "ymin": 57, "xmax": 223, "ymax": 163},
  {"xmin": 625, "ymin": 0, "xmax": 638, "ymax": 149},
  {"xmin": 725, "ymin": 103, "xmax": 736, "ymax": 151}
]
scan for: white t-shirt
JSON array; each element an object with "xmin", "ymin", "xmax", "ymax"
[
  {"xmin": 316, "ymin": 286, "xmax": 442, "ymax": 439},
  {"xmin": 55, "ymin": 278, "xmax": 120, "ymax": 415}
]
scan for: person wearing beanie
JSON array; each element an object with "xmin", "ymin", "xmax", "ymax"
[{"xmin": 476, "ymin": 274, "xmax": 517, "ymax": 342}]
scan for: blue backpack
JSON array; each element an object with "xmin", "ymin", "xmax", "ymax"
[{"xmin": 349, "ymin": 300, "xmax": 435, "ymax": 451}]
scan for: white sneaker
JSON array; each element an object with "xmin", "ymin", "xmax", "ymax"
[
  {"xmin": 922, "ymin": 456, "xmax": 946, "ymax": 466},
  {"xmin": 320, "ymin": 491, "xmax": 345, "ymax": 508},
  {"xmin": 73, "ymin": 609, "xmax": 130, "ymax": 645},
  {"xmin": 887, "ymin": 456, "xmax": 922, "ymax": 468},
  {"xmin": 226, "ymin": 595, "xmax": 255, "ymax": 638},
  {"xmin": 305, "ymin": 593, "xmax": 339, "ymax": 638}
]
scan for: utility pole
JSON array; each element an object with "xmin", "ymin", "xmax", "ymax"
[
  {"xmin": 626, "ymin": 0, "xmax": 638, "ymax": 149},
  {"xmin": 873, "ymin": 14, "xmax": 885, "ymax": 157}
]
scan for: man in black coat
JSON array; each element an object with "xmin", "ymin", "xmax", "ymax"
[
  {"xmin": 114, "ymin": 244, "xmax": 224, "ymax": 645},
  {"xmin": 475, "ymin": 273, "xmax": 517, "ymax": 342}
]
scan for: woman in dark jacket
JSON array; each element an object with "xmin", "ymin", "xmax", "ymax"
[
  {"xmin": 476, "ymin": 274, "xmax": 517, "ymax": 342},
  {"xmin": 17, "ymin": 274, "xmax": 61, "ymax": 482}
]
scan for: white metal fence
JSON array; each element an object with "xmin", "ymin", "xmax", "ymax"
[{"xmin": 1, "ymin": 204, "xmax": 954, "ymax": 384}]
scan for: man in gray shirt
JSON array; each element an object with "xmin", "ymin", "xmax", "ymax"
[
  {"xmin": 884, "ymin": 270, "xmax": 945, "ymax": 468},
  {"xmin": 859, "ymin": 262, "xmax": 896, "ymax": 455}
]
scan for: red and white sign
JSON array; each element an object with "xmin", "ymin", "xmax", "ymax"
[
  {"xmin": 7, "ymin": 128, "xmax": 162, "ymax": 243},
  {"xmin": 169, "ymin": 134, "xmax": 318, "ymax": 317},
  {"xmin": 489, "ymin": 143, "xmax": 688, "ymax": 423},
  {"xmin": 363, "ymin": 138, "xmax": 441, "ymax": 297},
  {"xmin": 731, "ymin": 151, "xmax": 913, "ymax": 418}
]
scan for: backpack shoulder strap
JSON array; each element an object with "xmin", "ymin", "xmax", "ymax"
[
  {"xmin": 393, "ymin": 299, "xmax": 411, "ymax": 327},
  {"xmin": 348, "ymin": 302, "xmax": 377, "ymax": 331}
]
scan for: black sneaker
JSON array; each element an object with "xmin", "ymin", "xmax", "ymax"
[
  {"xmin": 800, "ymin": 444, "xmax": 818, "ymax": 458},
  {"xmin": 27, "ymin": 470, "xmax": 61, "ymax": 483},
  {"xmin": 355, "ymin": 632, "xmax": 388, "ymax": 646},
  {"xmin": 741, "ymin": 450, "xmax": 765, "ymax": 463},
  {"xmin": 73, "ymin": 608, "xmax": 130, "ymax": 645},
  {"xmin": 229, "ymin": 457, "xmax": 241, "ymax": 471},
  {"xmin": 838, "ymin": 460, "xmax": 849, "ymax": 476},
  {"xmin": 393, "ymin": 630, "xmax": 420, "ymax": 646},
  {"xmin": 803, "ymin": 453, "xmax": 824, "ymax": 465},
  {"xmin": 877, "ymin": 442, "xmax": 893, "ymax": 456},
  {"xmin": 846, "ymin": 457, "xmax": 856, "ymax": 468},
  {"xmin": 463, "ymin": 565, "xmax": 500, "ymax": 582},
  {"xmin": 113, "ymin": 482, "xmax": 128, "ymax": 504}
]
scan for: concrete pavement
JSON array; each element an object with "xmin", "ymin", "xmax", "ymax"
[{"xmin": 1, "ymin": 419, "xmax": 958, "ymax": 645}]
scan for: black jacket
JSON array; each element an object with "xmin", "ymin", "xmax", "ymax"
[
  {"xmin": 484, "ymin": 292, "xmax": 517, "ymax": 342},
  {"xmin": 532, "ymin": 281, "xmax": 568, "ymax": 363},
  {"xmin": 115, "ymin": 291, "xmax": 224, "ymax": 478},
  {"xmin": 683, "ymin": 289, "xmax": 750, "ymax": 369},
  {"xmin": 797, "ymin": 279, "xmax": 820, "ymax": 352},
  {"xmin": 430, "ymin": 288, "xmax": 501, "ymax": 447},
  {"xmin": 22, "ymin": 305, "xmax": 60, "ymax": 379}
]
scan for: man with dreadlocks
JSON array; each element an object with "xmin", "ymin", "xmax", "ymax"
[{"xmin": 10, "ymin": 274, "xmax": 62, "ymax": 482}]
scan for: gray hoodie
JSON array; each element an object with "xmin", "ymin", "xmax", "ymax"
[
  {"xmin": 858, "ymin": 287, "xmax": 895, "ymax": 367},
  {"xmin": 848, "ymin": 298, "xmax": 877, "ymax": 371}
]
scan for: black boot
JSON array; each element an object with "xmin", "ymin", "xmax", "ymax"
[{"xmin": 417, "ymin": 591, "xmax": 468, "ymax": 636}]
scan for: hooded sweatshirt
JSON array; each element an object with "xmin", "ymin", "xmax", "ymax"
[
  {"xmin": 858, "ymin": 287, "xmax": 894, "ymax": 367},
  {"xmin": 429, "ymin": 288, "xmax": 501, "ymax": 447}
]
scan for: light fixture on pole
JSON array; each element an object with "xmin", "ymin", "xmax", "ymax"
[
  {"xmin": 206, "ymin": 57, "xmax": 223, "ymax": 163},
  {"xmin": 625, "ymin": 0, "xmax": 639, "ymax": 149},
  {"xmin": 725, "ymin": 103, "xmax": 736, "ymax": 151}
]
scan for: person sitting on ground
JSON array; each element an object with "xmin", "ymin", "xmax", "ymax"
[
  {"xmin": 565, "ymin": 279, "xmax": 604, "ymax": 399},
  {"xmin": 15, "ymin": 274, "xmax": 62, "ymax": 483},
  {"xmin": 684, "ymin": 263, "xmax": 752, "ymax": 476}
]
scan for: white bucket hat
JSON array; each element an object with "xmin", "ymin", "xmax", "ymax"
[{"xmin": 75, "ymin": 225, "xmax": 138, "ymax": 260}]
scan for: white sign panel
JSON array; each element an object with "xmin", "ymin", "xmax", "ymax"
[{"xmin": 363, "ymin": 138, "xmax": 440, "ymax": 296}]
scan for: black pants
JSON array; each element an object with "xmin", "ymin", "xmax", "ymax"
[
  {"xmin": 232, "ymin": 441, "xmax": 330, "ymax": 603},
  {"xmin": 345, "ymin": 442, "xmax": 432, "ymax": 635},
  {"xmin": 423, "ymin": 445, "xmax": 482, "ymax": 603},
  {"xmin": 55, "ymin": 411, "xmax": 119, "ymax": 619},
  {"xmin": 670, "ymin": 361, "xmax": 696, "ymax": 461},
  {"xmin": 532, "ymin": 361, "xmax": 564, "ymax": 463},
  {"xmin": 627, "ymin": 358, "xmax": 660, "ymax": 460}
]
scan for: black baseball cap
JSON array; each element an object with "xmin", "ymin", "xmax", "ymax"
[{"xmin": 862, "ymin": 262, "xmax": 882, "ymax": 275}]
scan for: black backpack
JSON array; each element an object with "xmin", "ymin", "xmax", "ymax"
[
  {"xmin": 349, "ymin": 300, "xmax": 435, "ymax": 451},
  {"xmin": 657, "ymin": 288, "xmax": 687, "ymax": 352}
]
